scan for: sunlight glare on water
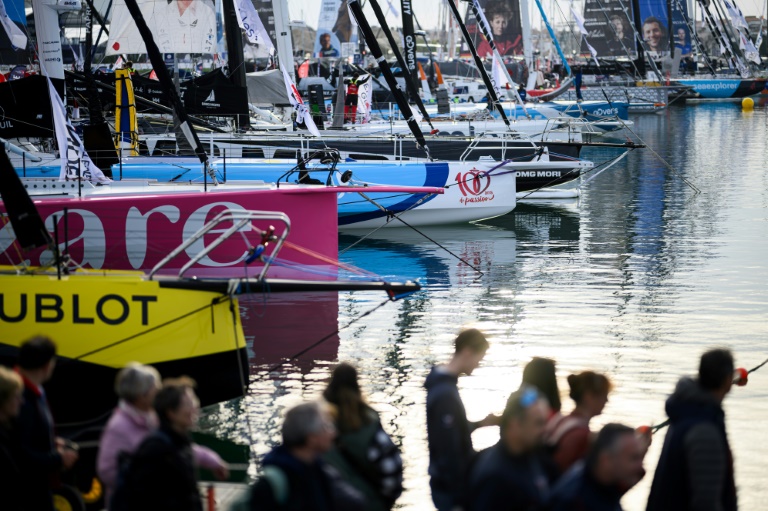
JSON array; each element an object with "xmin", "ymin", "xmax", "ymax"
[{"xmin": 201, "ymin": 101, "xmax": 768, "ymax": 510}]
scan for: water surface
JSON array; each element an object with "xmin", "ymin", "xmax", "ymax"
[{"xmin": 201, "ymin": 100, "xmax": 768, "ymax": 510}]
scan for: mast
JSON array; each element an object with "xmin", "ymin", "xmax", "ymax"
[
  {"xmin": 222, "ymin": 0, "xmax": 250, "ymax": 128},
  {"xmin": 368, "ymin": 0, "xmax": 435, "ymax": 129},
  {"xmin": 444, "ymin": 0, "xmax": 512, "ymax": 128},
  {"xmin": 520, "ymin": 0, "xmax": 535, "ymax": 88},
  {"xmin": 122, "ymin": 0, "xmax": 215, "ymax": 181},
  {"xmin": 348, "ymin": 0, "xmax": 430, "ymax": 155}
]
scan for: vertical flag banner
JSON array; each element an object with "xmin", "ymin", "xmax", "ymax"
[
  {"xmin": 280, "ymin": 61, "xmax": 322, "ymax": 137},
  {"xmin": 234, "ymin": 0, "xmax": 275, "ymax": 53}
]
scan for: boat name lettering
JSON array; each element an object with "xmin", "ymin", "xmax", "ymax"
[
  {"xmin": 0, "ymin": 293, "xmax": 158, "ymax": 325},
  {"xmin": 455, "ymin": 170, "xmax": 494, "ymax": 205},
  {"xmin": 694, "ymin": 82, "xmax": 737, "ymax": 91},
  {"xmin": 517, "ymin": 171, "xmax": 562, "ymax": 178},
  {"xmin": 591, "ymin": 108, "xmax": 619, "ymax": 117}
]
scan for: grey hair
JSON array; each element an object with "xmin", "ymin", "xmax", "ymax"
[
  {"xmin": 115, "ymin": 363, "xmax": 161, "ymax": 403},
  {"xmin": 282, "ymin": 401, "xmax": 330, "ymax": 448}
]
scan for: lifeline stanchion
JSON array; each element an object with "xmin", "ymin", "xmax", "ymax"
[{"xmin": 649, "ymin": 357, "xmax": 768, "ymax": 434}]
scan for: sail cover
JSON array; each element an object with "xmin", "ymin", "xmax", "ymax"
[
  {"xmin": 580, "ymin": 0, "xmax": 636, "ymax": 58},
  {"xmin": 464, "ymin": 0, "xmax": 523, "ymax": 57},
  {"xmin": 637, "ymin": 0, "xmax": 691, "ymax": 57},
  {"xmin": 0, "ymin": 0, "xmax": 29, "ymax": 62},
  {"xmin": 313, "ymin": 0, "xmax": 359, "ymax": 58},
  {"xmin": 107, "ymin": 0, "xmax": 218, "ymax": 55}
]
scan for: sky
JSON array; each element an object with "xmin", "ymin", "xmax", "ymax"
[{"xmin": 286, "ymin": 0, "xmax": 767, "ymax": 30}]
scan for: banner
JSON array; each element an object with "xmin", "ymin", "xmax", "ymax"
[
  {"xmin": 491, "ymin": 52, "xmax": 509, "ymax": 99},
  {"xmin": 107, "ymin": 0, "xmax": 218, "ymax": 55},
  {"xmin": 234, "ymin": 0, "xmax": 274, "ymax": 53},
  {"xmin": 313, "ymin": 0, "xmax": 359, "ymax": 58},
  {"xmin": 722, "ymin": 0, "xmax": 749, "ymax": 29},
  {"xmin": 578, "ymin": 0, "xmax": 635, "ymax": 58},
  {"xmin": 464, "ymin": 0, "xmax": 523, "ymax": 57},
  {"xmin": 48, "ymin": 79, "xmax": 111, "ymax": 184},
  {"xmin": 0, "ymin": 0, "xmax": 28, "ymax": 62},
  {"xmin": 637, "ymin": 0, "xmax": 690, "ymax": 57},
  {"xmin": 401, "ymin": 0, "xmax": 417, "ymax": 78},
  {"xmin": 356, "ymin": 78, "xmax": 372, "ymax": 123},
  {"xmin": 280, "ymin": 61, "xmax": 321, "ymax": 137}
]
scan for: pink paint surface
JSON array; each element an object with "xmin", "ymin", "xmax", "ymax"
[{"xmin": 0, "ymin": 188, "xmax": 339, "ymax": 279}]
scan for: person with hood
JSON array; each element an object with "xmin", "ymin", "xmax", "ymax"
[
  {"xmin": 549, "ymin": 423, "xmax": 645, "ymax": 511},
  {"xmin": 248, "ymin": 401, "xmax": 365, "ymax": 511},
  {"xmin": 97, "ymin": 364, "xmax": 227, "ymax": 508},
  {"xmin": 466, "ymin": 385, "xmax": 551, "ymax": 511},
  {"xmin": 646, "ymin": 349, "xmax": 738, "ymax": 511},
  {"xmin": 322, "ymin": 363, "xmax": 403, "ymax": 511},
  {"xmin": 425, "ymin": 328, "xmax": 500, "ymax": 511}
]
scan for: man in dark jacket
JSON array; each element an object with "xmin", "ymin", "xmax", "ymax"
[
  {"xmin": 549, "ymin": 423, "xmax": 645, "ymax": 511},
  {"xmin": 249, "ymin": 401, "xmax": 364, "ymax": 511},
  {"xmin": 646, "ymin": 348, "xmax": 738, "ymax": 511},
  {"xmin": 467, "ymin": 385, "xmax": 551, "ymax": 511},
  {"xmin": 15, "ymin": 336, "xmax": 78, "ymax": 511},
  {"xmin": 425, "ymin": 329, "xmax": 499, "ymax": 511},
  {"xmin": 113, "ymin": 377, "xmax": 203, "ymax": 511}
]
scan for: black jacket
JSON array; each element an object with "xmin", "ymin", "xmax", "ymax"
[
  {"xmin": 646, "ymin": 377, "xmax": 737, "ymax": 511},
  {"xmin": 425, "ymin": 366, "xmax": 475, "ymax": 507},
  {"xmin": 15, "ymin": 377, "xmax": 61, "ymax": 511},
  {"xmin": 116, "ymin": 425, "xmax": 202, "ymax": 511},
  {"xmin": 549, "ymin": 462, "xmax": 623, "ymax": 511},
  {"xmin": 0, "ymin": 423, "xmax": 24, "ymax": 511},
  {"xmin": 467, "ymin": 441, "xmax": 550, "ymax": 511},
  {"xmin": 249, "ymin": 445, "xmax": 364, "ymax": 511}
]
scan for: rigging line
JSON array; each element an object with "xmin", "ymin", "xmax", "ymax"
[
  {"xmin": 72, "ymin": 297, "xmax": 230, "ymax": 360},
  {"xmin": 282, "ymin": 240, "xmax": 381, "ymax": 277},
  {"xmin": 357, "ymin": 192, "xmax": 486, "ymax": 277},
  {"xmin": 619, "ymin": 121, "xmax": 701, "ymax": 194},
  {"xmin": 260, "ymin": 297, "xmax": 393, "ymax": 376},
  {"xmin": 337, "ymin": 193, "xmax": 435, "ymax": 256}
]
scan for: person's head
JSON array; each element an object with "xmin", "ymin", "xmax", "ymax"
[
  {"xmin": 323, "ymin": 362, "xmax": 368, "ymax": 433},
  {"xmin": 642, "ymin": 17, "xmax": 665, "ymax": 50},
  {"xmin": 0, "ymin": 366, "xmax": 23, "ymax": 423},
  {"xmin": 126, "ymin": 60, "xmax": 133, "ymax": 68},
  {"xmin": 116, "ymin": 363, "xmax": 161, "ymax": 411},
  {"xmin": 452, "ymin": 328, "xmax": 489, "ymax": 375},
  {"xmin": 153, "ymin": 376, "xmax": 199, "ymax": 433},
  {"xmin": 486, "ymin": 3, "xmax": 513, "ymax": 37},
  {"xmin": 676, "ymin": 28, "xmax": 686, "ymax": 43},
  {"xmin": 500, "ymin": 385, "xmax": 550, "ymax": 454},
  {"xmin": 352, "ymin": 72, "xmax": 360, "ymax": 81},
  {"xmin": 282, "ymin": 401, "xmax": 336, "ymax": 458},
  {"xmin": 522, "ymin": 357, "xmax": 561, "ymax": 413},
  {"xmin": 320, "ymin": 33, "xmax": 332, "ymax": 50},
  {"xmin": 17, "ymin": 336, "xmax": 57, "ymax": 384},
  {"xmin": 610, "ymin": 15, "xmax": 625, "ymax": 38},
  {"xmin": 586, "ymin": 423, "xmax": 644, "ymax": 488},
  {"xmin": 567, "ymin": 371, "xmax": 612, "ymax": 418},
  {"xmin": 698, "ymin": 348, "xmax": 734, "ymax": 402}
]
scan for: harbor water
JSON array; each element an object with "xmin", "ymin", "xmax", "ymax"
[{"xmin": 200, "ymin": 101, "xmax": 768, "ymax": 510}]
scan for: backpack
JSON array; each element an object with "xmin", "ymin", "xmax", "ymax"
[{"xmin": 110, "ymin": 430, "xmax": 173, "ymax": 511}]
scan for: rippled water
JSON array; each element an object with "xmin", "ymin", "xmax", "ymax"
[{"xmin": 200, "ymin": 101, "xmax": 768, "ymax": 510}]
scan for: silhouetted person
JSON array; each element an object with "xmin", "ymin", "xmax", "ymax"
[
  {"xmin": 425, "ymin": 329, "xmax": 499, "ymax": 511},
  {"xmin": 15, "ymin": 336, "xmax": 78, "ymax": 511},
  {"xmin": 0, "ymin": 366, "xmax": 24, "ymax": 511},
  {"xmin": 646, "ymin": 349, "xmax": 738, "ymax": 511}
]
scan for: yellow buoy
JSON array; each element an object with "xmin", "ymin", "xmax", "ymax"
[{"xmin": 742, "ymin": 97, "xmax": 754, "ymax": 110}]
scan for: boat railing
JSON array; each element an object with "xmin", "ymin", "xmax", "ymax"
[
  {"xmin": 149, "ymin": 209, "xmax": 291, "ymax": 280},
  {"xmin": 459, "ymin": 131, "xmax": 538, "ymax": 162}
]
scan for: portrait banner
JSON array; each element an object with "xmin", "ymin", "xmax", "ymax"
[
  {"xmin": 637, "ymin": 0, "xmax": 690, "ymax": 58},
  {"xmin": 464, "ymin": 0, "xmax": 523, "ymax": 57},
  {"xmin": 579, "ymin": 0, "xmax": 636, "ymax": 58}
]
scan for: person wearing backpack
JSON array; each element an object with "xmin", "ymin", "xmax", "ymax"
[
  {"xmin": 111, "ymin": 377, "xmax": 205, "ymax": 511},
  {"xmin": 248, "ymin": 401, "xmax": 365, "ymax": 511},
  {"xmin": 322, "ymin": 363, "xmax": 404, "ymax": 511}
]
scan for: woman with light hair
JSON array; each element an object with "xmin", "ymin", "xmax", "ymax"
[
  {"xmin": 97, "ymin": 363, "xmax": 228, "ymax": 507},
  {"xmin": 0, "ymin": 366, "xmax": 24, "ymax": 510}
]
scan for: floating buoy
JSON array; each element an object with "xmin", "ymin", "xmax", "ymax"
[
  {"xmin": 734, "ymin": 367, "xmax": 749, "ymax": 386},
  {"xmin": 742, "ymin": 97, "xmax": 754, "ymax": 110}
]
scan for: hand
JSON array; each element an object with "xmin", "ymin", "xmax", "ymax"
[
  {"xmin": 477, "ymin": 413, "xmax": 501, "ymax": 428},
  {"xmin": 212, "ymin": 463, "xmax": 230, "ymax": 481},
  {"xmin": 59, "ymin": 447, "xmax": 79, "ymax": 470}
]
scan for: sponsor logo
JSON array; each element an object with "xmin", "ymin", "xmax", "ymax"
[
  {"xmin": 455, "ymin": 169, "xmax": 495, "ymax": 205},
  {"xmin": 0, "ymin": 293, "xmax": 157, "ymax": 325},
  {"xmin": 201, "ymin": 89, "xmax": 220, "ymax": 107},
  {"xmin": 590, "ymin": 107, "xmax": 619, "ymax": 116},
  {"xmin": 517, "ymin": 171, "xmax": 563, "ymax": 178},
  {"xmin": 112, "ymin": 42, "xmax": 120, "ymax": 51}
]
